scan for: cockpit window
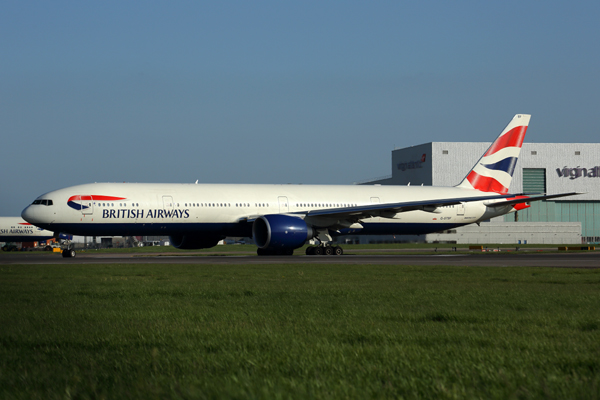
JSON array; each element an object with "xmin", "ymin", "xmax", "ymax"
[{"xmin": 32, "ymin": 199, "xmax": 53, "ymax": 206}]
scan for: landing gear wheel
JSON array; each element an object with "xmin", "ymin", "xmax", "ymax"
[
  {"xmin": 61, "ymin": 249, "xmax": 75, "ymax": 258},
  {"xmin": 314, "ymin": 246, "xmax": 323, "ymax": 255},
  {"xmin": 306, "ymin": 247, "xmax": 315, "ymax": 255},
  {"xmin": 324, "ymin": 246, "xmax": 334, "ymax": 255},
  {"xmin": 334, "ymin": 246, "xmax": 343, "ymax": 256}
]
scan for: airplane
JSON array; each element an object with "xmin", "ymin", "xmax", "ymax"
[
  {"xmin": 21, "ymin": 114, "xmax": 578, "ymax": 258},
  {"xmin": 0, "ymin": 216, "xmax": 71, "ymax": 249}
]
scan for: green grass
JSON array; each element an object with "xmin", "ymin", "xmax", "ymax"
[
  {"xmin": 2, "ymin": 242, "xmax": 593, "ymax": 257},
  {"xmin": 1, "ymin": 263, "xmax": 599, "ymax": 399}
]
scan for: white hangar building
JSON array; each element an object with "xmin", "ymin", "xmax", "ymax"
[{"xmin": 359, "ymin": 142, "xmax": 600, "ymax": 244}]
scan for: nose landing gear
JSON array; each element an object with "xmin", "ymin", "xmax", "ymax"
[
  {"xmin": 60, "ymin": 240, "xmax": 76, "ymax": 258},
  {"xmin": 61, "ymin": 249, "xmax": 76, "ymax": 258}
]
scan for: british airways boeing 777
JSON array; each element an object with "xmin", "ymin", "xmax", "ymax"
[{"xmin": 21, "ymin": 115, "xmax": 577, "ymax": 257}]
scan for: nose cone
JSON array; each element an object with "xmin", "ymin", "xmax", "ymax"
[
  {"xmin": 21, "ymin": 205, "xmax": 36, "ymax": 223},
  {"xmin": 21, "ymin": 204, "xmax": 49, "ymax": 227}
]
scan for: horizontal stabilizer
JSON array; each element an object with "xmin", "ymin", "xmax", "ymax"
[{"xmin": 485, "ymin": 192, "xmax": 581, "ymax": 208}]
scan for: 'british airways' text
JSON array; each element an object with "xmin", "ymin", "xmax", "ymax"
[{"xmin": 102, "ymin": 209, "xmax": 190, "ymax": 219}]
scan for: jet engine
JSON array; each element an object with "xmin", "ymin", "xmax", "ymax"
[
  {"xmin": 252, "ymin": 214, "xmax": 314, "ymax": 251},
  {"xmin": 170, "ymin": 234, "xmax": 224, "ymax": 250}
]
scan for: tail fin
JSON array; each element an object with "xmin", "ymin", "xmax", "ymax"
[{"xmin": 457, "ymin": 114, "xmax": 531, "ymax": 194}]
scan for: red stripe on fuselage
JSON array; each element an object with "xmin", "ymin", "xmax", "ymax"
[
  {"xmin": 67, "ymin": 195, "xmax": 127, "ymax": 202},
  {"xmin": 484, "ymin": 125, "xmax": 527, "ymax": 156},
  {"xmin": 466, "ymin": 171, "xmax": 509, "ymax": 194}
]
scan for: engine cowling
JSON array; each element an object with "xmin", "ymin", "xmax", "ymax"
[
  {"xmin": 252, "ymin": 214, "xmax": 313, "ymax": 250},
  {"xmin": 170, "ymin": 235, "xmax": 223, "ymax": 250}
]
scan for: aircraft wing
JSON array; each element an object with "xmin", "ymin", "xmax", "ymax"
[
  {"xmin": 235, "ymin": 192, "xmax": 581, "ymax": 224},
  {"xmin": 296, "ymin": 192, "xmax": 581, "ymax": 221},
  {"xmin": 294, "ymin": 193, "xmax": 522, "ymax": 220},
  {"xmin": 234, "ymin": 194, "xmax": 514, "ymax": 223}
]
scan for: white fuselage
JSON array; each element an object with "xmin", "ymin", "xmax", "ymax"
[{"xmin": 21, "ymin": 182, "xmax": 513, "ymax": 238}]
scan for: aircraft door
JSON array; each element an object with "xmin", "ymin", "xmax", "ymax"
[
  {"xmin": 163, "ymin": 196, "xmax": 174, "ymax": 209},
  {"xmin": 456, "ymin": 203, "xmax": 465, "ymax": 216},
  {"xmin": 278, "ymin": 196, "xmax": 289, "ymax": 213},
  {"xmin": 163, "ymin": 196, "xmax": 174, "ymax": 221},
  {"xmin": 370, "ymin": 197, "xmax": 381, "ymax": 222},
  {"xmin": 80, "ymin": 195, "xmax": 93, "ymax": 215}
]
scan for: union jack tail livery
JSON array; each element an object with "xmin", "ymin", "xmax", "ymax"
[{"xmin": 457, "ymin": 114, "xmax": 530, "ymax": 194}]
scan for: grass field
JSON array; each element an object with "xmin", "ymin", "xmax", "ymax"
[
  {"xmin": 2, "ymin": 242, "xmax": 592, "ymax": 257},
  {"xmin": 1, "ymin": 263, "xmax": 599, "ymax": 399}
]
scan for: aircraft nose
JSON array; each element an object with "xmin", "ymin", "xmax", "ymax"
[
  {"xmin": 21, "ymin": 204, "xmax": 45, "ymax": 225},
  {"xmin": 21, "ymin": 205, "xmax": 35, "ymax": 223}
]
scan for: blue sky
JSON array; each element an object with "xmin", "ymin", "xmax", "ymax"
[{"xmin": 2, "ymin": 1, "xmax": 599, "ymax": 215}]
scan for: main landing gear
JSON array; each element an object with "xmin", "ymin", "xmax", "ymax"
[{"xmin": 305, "ymin": 245, "xmax": 343, "ymax": 256}]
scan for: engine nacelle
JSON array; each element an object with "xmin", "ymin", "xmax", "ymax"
[
  {"xmin": 170, "ymin": 235, "xmax": 223, "ymax": 250},
  {"xmin": 252, "ymin": 214, "xmax": 313, "ymax": 250}
]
